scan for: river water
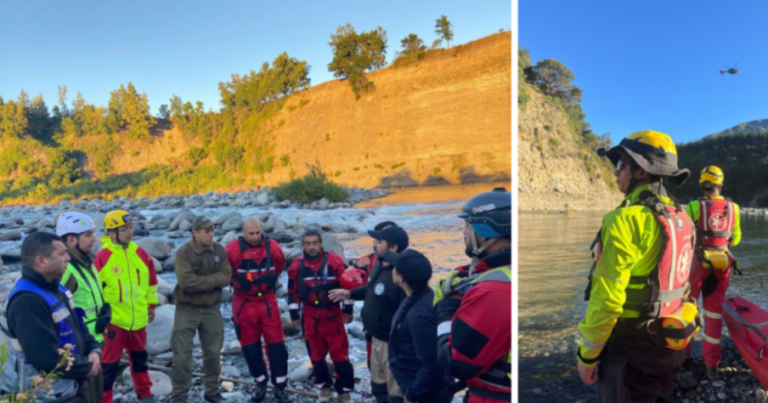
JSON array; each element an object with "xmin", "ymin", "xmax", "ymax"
[{"xmin": 518, "ymin": 211, "xmax": 768, "ymax": 402}]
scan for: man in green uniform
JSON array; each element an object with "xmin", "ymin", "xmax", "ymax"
[
  {"xmin": 57, "ymin": 211, "xmax": 110, "ymax": 403},
  {"xmin": 171, "ymin": 215, "xmax": 232, "ymax": 403},
  {"xmin": 577, "ymin": 131, "xmax": 697, "ymax": 403}
]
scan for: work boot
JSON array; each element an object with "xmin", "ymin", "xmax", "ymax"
[
  {"xmin": 137, "ymin": 395, "xmax": 158, "ymax": 403},
  {"xmin": 707, "ymin": 366, "xmax": 719, "ymax": 378},
  {"xmin": 251, "ymin": 383, "xmax": 268, "ymax": 403},
  {"xmin": 274, "ymin": 388, "xmax": 290, "ymax": 403},
  {"xmin": 338, "ymin": 393, "xmax": 353, "ymax": 403},
  {"xmin": 318, "ymin": 388, "xmax": 332, "ymax": 403},
  {"xmin": 205, "ymin": 393, "xmax": 227, "ymax": 403}
]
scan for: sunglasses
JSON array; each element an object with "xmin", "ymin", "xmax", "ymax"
[{"xmin": 616, "ymin": 160, "xmax": 630, "ymax": 171}]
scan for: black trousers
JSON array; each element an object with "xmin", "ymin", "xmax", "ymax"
[{"xmin": 597, "ymin": 331, "xmax": 684, "ymax": 403}]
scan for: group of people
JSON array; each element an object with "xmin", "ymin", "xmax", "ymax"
[
  {"xmin": 0, "ymin": 188, "xmax": 512, "ymax": 403},
  {"xmin": 577, "ymin": 130, "xmax": 742, "ymax": 403}
]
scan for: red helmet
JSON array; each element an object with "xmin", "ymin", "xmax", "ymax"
[{"xmin": 340, "ymin": 268, "xmax": 368, "ymax": 290}]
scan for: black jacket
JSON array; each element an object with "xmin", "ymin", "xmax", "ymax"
[
  {"xmin": 388, "ymin": 289, "xmax": 449, "ymax": 402},
  {"xmin": 351, "ymin": 260, "xmax": 406, "ymax": 342},
  {"xmin": 6, "ymin": 266, "xmax": 102, "ymax": 382}
]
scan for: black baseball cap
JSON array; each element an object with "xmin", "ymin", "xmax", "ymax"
[{"xmin": 367, "ymin": 224, "xmax": 409, "ymax": 252}]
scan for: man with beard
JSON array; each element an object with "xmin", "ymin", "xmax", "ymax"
[
  {"xmin": 329, "ymin": 223, "xmax": 409, "ymax": 403},
  {"xmin": 57, "ymin": 212, "xmax": 110, "ymax": 403},
  {"xmin": 433, "ymin": 188, "xmax": 511, "ymax": 403},
  {"xmin": 225, "ymin": 218, "xmax": 289, "ymax": 403},
  {"xmin": 288, "ymin": 230, "xmax": 355, "ymax": 403},
  {"xmin": 2, "ymin": 232, "xmax": 103, "ymax": 403}
]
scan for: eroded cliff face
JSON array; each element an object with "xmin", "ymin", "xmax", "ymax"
[
  {"xmin": 104, "ymin": 32, "xmax": 512, "ymax": 190},
  {"xmin": 518, "ymin": 85, "xmax": 621, "ymax": 212}
]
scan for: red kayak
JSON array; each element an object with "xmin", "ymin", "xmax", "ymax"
[{"xmin": 722, "ymin": 296, "xmax": 768, "ymax": 389}]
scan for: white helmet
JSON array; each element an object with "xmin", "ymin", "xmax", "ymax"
[{"xmin": 56, "ymin": 211, "xmax": 96, "ymax": 237}]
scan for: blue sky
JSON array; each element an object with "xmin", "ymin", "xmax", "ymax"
[
  {"xmin": 520, "ymin": 0, "xmax": 768, "ymax": 144},
  {"xmin": 0, "ymin": 0, "xmax": 510, "ymax": 115}
]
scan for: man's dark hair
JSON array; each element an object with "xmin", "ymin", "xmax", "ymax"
[
  {"xmin": 21, "ymin": 232, "xmax": 63, "ymax": 268},
  {"xmin": 302, "ymin": 229, "xmax": 323, "ymax": 244}
]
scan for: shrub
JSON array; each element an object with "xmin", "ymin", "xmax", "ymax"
[
  {"xmin": 11, "ymin": 176, "xmax": 37, "ymax": 191},
  {"xmin": 353, "ymin": 167, "xmax": 360, "ymax": 171},
  {"xmin": 335, "ymin": 171, "xmax": 342, "ymax": 177},
  {"xmin": 299, "ymin": 99, "xmax": 311, "ymax": 108},
  {"xmin": 391, "ymin": 162, "xmax": 406, "ymax": 170},
  {"xmin": 433, "ymin": 167, "xmax": 442, "ymax": 175},
  {"xmin": 544, "ymin": 125, "xmax": 553, "ymax": 132},
  {"xmin": 549, "ymin": 138, "xmax": 561, "ymax": 149},
  {"xmin": 280, "ymin": 154, "xmax": 290, "ymax": 167},
  {"xmin": 272, "ymin": 165, "xmax": 350, "ymax": 203},
  {"xmin": 186, "ymin": 147, "xmax": 209, "ymax": 166},
  {"xmin": 374, "ymin": 164, "xmax": 385, "ymax": 170}
]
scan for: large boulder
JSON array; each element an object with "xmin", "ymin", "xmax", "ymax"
[
  {"xmin": 169, "ymin": 210, "xmax": 193, "ymax": 231},
  {"xmin": 153, "ymin": 218, "xmax": 171, "ymax": 230},
  {"xmin": 214, "ymin": 211, "xmax": 242, "ymax": 226},
  {"xmin": 321, "ymin": 233, "xmax": 345, "ymax": 261},
  {"xmin": 152, "ymin": 257, "xmax": 163, "ymax": 273},
  {"xmin": 162, "ymin": 254, "xmax": 176, "ymax": 272},
  {"xmin": 0, "ymin": 231, "xmax": 22, "ymax": 241},
  {"xmin": 261, "ymin": 215, "xmax": 276, "ymax": 233},
  {"xmin": 145, "ymin": 306, "xmax": 175, "ymax": 355},
  {"xmin": 255, "ymin": 192, "xmax": 270, "ymax": 205},
  {"xmin": 220, "ymin": 231, "xmax": 238, "ymax": 246},
  {"xmin": 221, "ymin": 216, "xmax": 244, "ymax": 232},
  {"xmin": 135, "ymin": 238, "xmax": 172, "ymax": 261},
  {"xmin": 178, "ymin": 220, "xmax": 192, "ymax": 232}
]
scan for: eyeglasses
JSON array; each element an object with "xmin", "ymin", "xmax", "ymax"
[{"xmin": 616, "ymin": 160, "xmax": 630, "ymax": 172}]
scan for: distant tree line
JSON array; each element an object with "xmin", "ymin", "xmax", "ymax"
[{"xmin": 672, "ymin": 132, "xmax": 768, "ymax": 207}]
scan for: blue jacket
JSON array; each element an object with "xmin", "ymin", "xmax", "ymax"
[{"xmin": 389, "ymin": 289, "xmax": 449, "ymax": 402}]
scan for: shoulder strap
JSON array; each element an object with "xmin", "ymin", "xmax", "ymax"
[{"xmin": 238, "ymin": 236, "xmax": 248, "ymax": 253}]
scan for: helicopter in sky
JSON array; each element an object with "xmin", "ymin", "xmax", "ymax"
[{"xmin": 720, "ymin": 63, "xmax": 740, "ymax": 75}]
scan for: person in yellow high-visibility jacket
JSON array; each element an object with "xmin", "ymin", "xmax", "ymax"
[
  {"xmin": 94, "ymin": 210, "xmax": 159, "ymax": 403},
  {"xmin": 577, "ymin": 131, "xmax": 696, "ymax": 403}
]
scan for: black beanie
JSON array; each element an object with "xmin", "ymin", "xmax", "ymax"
[{"xmin": 389, "ymin": 249, "xmax": 432, "ymax": 285}]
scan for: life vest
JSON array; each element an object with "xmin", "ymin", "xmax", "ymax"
[
  {"xmin": 696, "ymin": 198, "xmax": 737, "ymax": 271},
  {"xmin": 465, "ymin": 267, "xmax": 511, "ymax": 397},
  {"xmin": 233, "ymin": 236, "xmax": 277, "ymax": 296},
  {"xmin": 584, "ymin": 192, "xmax": 699, "ymax": 348},
  {"xmin": 697, "ymin": 197, "xmax": 735, "ymax": 251},
  {"xmin": 0, "ymin": 279, "xmax": 85, "ymax": 402},
  {"xmin": 434, "ymin": 259, "xmax": 496, "ymax": 306},
  {"xmin": 61, "ymin": 261, "xmax": 106, "ymax": 342},
  {"xmin": 297, "ymin": 253, "xmax": 339, "ymax": 309}
]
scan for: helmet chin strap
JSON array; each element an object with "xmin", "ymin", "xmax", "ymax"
[{"xmin": 468, "ymin": 225, "xmax": 499, "ymax": 276}]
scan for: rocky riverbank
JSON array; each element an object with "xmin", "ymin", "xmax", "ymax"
[
  {"xmin": 0, "ymin": 186, "xmax": 395, "ymax": 402},
  {"xmin": 519, "ymin": 331, "xmax": 768, "ymax": 403},
  {"xmin": 740, "ymin": 207, "xmax": 768, "ymax": 217}
]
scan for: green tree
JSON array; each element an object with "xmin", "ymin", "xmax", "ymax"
[
  {"xmin": 0, "ymin": 100, "xmax": 28, "ymax": 139},
  {"xmin": 435, "ymin": 15, "xmax": 454, "ymax": 48},
  {"xmin": 327, "ymin": 24, "xmax": 386, "ymax": 99},
  {"xmin": 400, "ymin": 33, "xmax": 426, "ymax": 56},
  {"xmin": 47, "ymin": 148, "xmax": 83, "ymax": 187},
  {"xmin": 431, "ymin": 39, "xmax": 443, "ymax": 50},
  {"xmin": 531, "ymin": 58, "xmax": 576, "ymax": 100},
  {"xmin": 26, "ymin": 94, "xmax": 50, "ymax": 140},
  {"xmin": 158, "ymin": 104, "xmax": 170, "ymax": 119}
]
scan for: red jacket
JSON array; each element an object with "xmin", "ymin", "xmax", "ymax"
[
  {"xmin": 287, "ymin": 250, "xmax": 353, "ymax": 318},
  {"xmin": 225, "ymin": 236, "xmax": 286, "ymax": 298},
  {"xmin": 437, "ymin": 248, "xmax": 511, "ymax": 398}
]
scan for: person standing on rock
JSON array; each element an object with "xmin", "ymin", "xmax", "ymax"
[
  {"xmin": 224, "ymin": 217, "xmax": 290, "ymax": 403},
  {"xmin": 328, "ymin": 223, "xmax": 409, "ymax": 403},
  {"xmin": 95, "ymin": 210, "xmax": 159, "ymax": 403},
  {"xmin": 577, "ymin": 131, "xmax": 698, "ymax": 402},
  {"xmin": 433, "ymin": 188, "xmax": 511, "ymax": 403},
  {"xmin": 683, "ymin": 166, "xmax": 742, "ymax": 377},
  {"xmin": 288, "ymin": 229, "xmax": 355, "ymax": 403},
  {"xmin": 1, "ymin": 232, "xmax": 103, "ymax": 403},
  {"xmin": 171, "ymin": 215, "xmax": 232, "ymax": 403},
  {"xmin": 57, "ymin": 212, "xmax": 111, "ymax": 403}
]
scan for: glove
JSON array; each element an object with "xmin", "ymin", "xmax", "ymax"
[{"xmin": 95, "ymin": 303, "xmax": 112, "ymax": 334}]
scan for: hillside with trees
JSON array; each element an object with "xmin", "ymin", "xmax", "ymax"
[
  {"xmin": 0, "ymin": 19, "xmax": 511, "ymax": 205},
  {"xmin": 517, "ymin": 47, "xmax": 621, "ymax": 211},
  {"xmin": 672, "ymin": 133, "xmax": 768, "ymax": 207}
]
